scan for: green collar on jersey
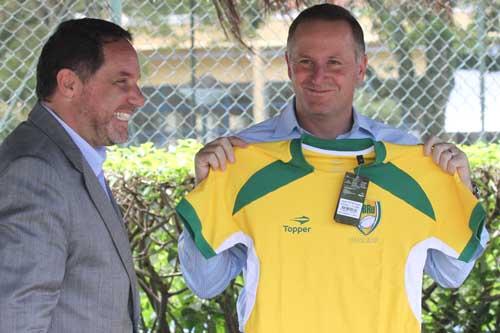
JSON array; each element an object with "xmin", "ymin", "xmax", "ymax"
[
  {"xmin": 234, "ymin": 135, "xmax": 435, "ymax": 221},
  {"xmin": 234, "ymin": 135, "xmax": 386, "ymax": 216},
  {"xmin": 290, "ymin": 135, "xmax": 435, "ymax": 221},
  {"xmin": 289, "ymin": 134, "xmax": 387, "ymax": 170}
]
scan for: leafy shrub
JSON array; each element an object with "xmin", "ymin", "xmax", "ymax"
[
  {"xmin": 106, "ymin": 140, "xmax": 239, "ymax": 333},
  {"xmin": 105, "ymin": 141, "xmax": 499, "ymax": 333}
]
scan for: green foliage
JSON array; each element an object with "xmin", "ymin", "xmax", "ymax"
[
  {"xmin": 460, "ymin": 143, "xmax": 500, "ymax": 222},
  {"xmin": 106, "ymin": 139, "xmax": 201, "ymax": 182},
  {"xmin": 461, "ymin": 143, "xmax": 500, "ymax": 168}
]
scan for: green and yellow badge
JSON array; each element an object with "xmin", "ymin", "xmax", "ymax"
[{"xmin": 357, "ymin": 200, "xmax": 381, "ymax": 235}]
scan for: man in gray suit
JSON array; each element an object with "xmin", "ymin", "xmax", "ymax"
[{"xmin": 0, "ymin": 18, "xmax": 145, "ymax": 332}]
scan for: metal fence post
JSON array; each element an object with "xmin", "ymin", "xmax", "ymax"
[
  {"xmin": 110, "ymin": 0, "xmax": 122, "ymax": 25},
  {"xmin": 478, "ymin": 0, "xmax": 486, "ymax": 135}
]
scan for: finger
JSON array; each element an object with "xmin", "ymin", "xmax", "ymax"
[
  {"xmin": 431, "ymin": 142, "xmax": 453, "ymax": 165},
  {"xmin": 216, "ymin": 150, "xmax": 228, "ymax": 171},
  {"xmin": 194, "ymin": 136, "xmax": 246, "ymax": 184},
  {"xmin": 228, "ymin": 136, "xmax": 249, "ymax": 148},
  {"xmin": 439, "ymin": 145, "xmax": 465, "ymax": 174},
  {"xmin": 194, "ymin": 152, "xmax": 218, "ymax": 184},
  {"xmin": 209, "ymin": 144, "xmax": 228, "ymax": 170},
  {"xmin": 456, "ymin": 164, "xmax": 473, "ymax": 191},
  {"xmin": 438, "ymin": 149, "xmax": 455, "ymax": 174},
  {"xmin": 423, "ymin": 136, "xmax": 442, "ymax": 156},
  {"xmin": 451, "ymin": 150, "xmax": 473, "ymax": 190},
  {"xmin": 195, "ymin": 164, "xmax": 209, "ymax": 185},
  {"xmin": 217, "ymin": 138, "xmax": 237, "ymax": 164},
  {"xmin": 198, "ymin": 137, "xmax": 232, "ymax": 164}
]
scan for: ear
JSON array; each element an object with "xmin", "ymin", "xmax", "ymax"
[
  {"xmin": 356, "ymin": 54, "xmax": 368, "ymax": 85},
  {"xmin": 285, "ymin": 52, "xmax": 292, "ymax": 80},
  {"xmin": 55, "ymin": 69, "xmax": 82, "ymax": 99}
]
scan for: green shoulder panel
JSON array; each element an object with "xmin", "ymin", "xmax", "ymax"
[
  {"xmin": 233, "ymin": 139, "xmax": 313, "ymax": 215},
  {"xmin": 176, "ymin": 198, "xmax": 216, "ymax": 259},
  {"xmin": 458, "ymin": 203, "xmax": 487, "ymax": 262},
  {"xmin": 357, "ymin": 162, "xmax": 436, "ymax": 220}
]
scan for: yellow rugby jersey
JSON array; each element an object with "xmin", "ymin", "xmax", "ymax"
[{"xmin": 176, "ymin": 135, "xmax": 485, "ymax": 333}]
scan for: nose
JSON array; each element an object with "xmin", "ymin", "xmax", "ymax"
[
  {"xmin": 129, "ymin": 84, "xmax": 145, "ymax": 107},
  {"xmin": 311, "ymin": 64, "xmax": 326, "ymax": 84}
]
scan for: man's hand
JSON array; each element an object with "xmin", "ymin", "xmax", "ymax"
[
  {"xmin": 194, "ymin": 136, "xmax": 248, "ymax": 184},
  {"xmin": 423, "ymin": 136, "xmax": 473, "ymax": 191}
]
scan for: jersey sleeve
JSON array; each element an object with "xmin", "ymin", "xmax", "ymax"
[
  {"xmin": 387, "ymin": 144, "xmax": 487, "ymax": 264},
  {"xmin": 431, "ymin": 173, "xmax": 486, "ymax": 263},
  {"xmin": 176, "ymin": 167, "xmax": 242, "ymax": 259}
]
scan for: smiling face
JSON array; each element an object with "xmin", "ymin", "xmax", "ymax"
[
  {"xmin": 73, "ymin": 39, "xmax": 145, "ymax": 147},
  {"xmin": 286, "ymin": 19, "xmax": 367, "ymax": 126}
]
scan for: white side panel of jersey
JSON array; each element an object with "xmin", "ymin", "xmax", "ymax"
[
  {"xmin": 405, "ymin": 237, "xmax": 461, "ymax": 322},
  {"xmin": 216, "ymin": 232, "xmax": 260, "ymax": 332}
]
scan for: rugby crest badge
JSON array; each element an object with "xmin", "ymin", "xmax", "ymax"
[{"xmin": 357, "ymin": 200, "xmax": 381, "ymax": 235}]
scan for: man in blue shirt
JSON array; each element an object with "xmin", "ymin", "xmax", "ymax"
[
  {"xmin": 179, "ymin": 3, "xmax": 488, "ymax": 318},
  {"xmin": 0, "ymin": 19, "xmax": 145, "ymax": 332}
]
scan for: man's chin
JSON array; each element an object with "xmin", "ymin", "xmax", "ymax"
[
  {"xmin": 304, "ymin": 103, "xmax": 336, "ymax": 115},
  {"xmin": 108, "ymin": 133, "xmax": 129, "ymax": 146}
]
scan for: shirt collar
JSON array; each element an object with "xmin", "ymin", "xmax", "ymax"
[
  {"xmin": 272, "ymin": 98, "xmax": 376, "ymax": 139},
  {"xmin": 337, "ymin": 108, "xmax": 375, "ymax": 139},
  {"xmin": 41, "ymin": 103, "xmax": 106, "ymax": 178},
  {"xmin": 272, "ymin": 101, "xmax": 300, "ymax": 138}
]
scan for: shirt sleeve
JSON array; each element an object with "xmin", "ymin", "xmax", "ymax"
[
  {"xmin": 178, "ymin": 231, "xmax": 247, "ymax": 299},
  {"xmin": 424, "ymin": 225, "xmax": 489, "ymax": 288},
  {"xmin": 425, "ymin": 172, "xmax": 488, "ymax": 287}
]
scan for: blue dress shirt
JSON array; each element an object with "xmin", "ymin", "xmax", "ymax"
[{"xmin": 179, "ymin": 101, "xmax": 489, "ymax": 310}]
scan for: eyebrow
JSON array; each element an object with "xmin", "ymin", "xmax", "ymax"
[
  {"xmin": 293, "ymin": 53, "xmax": 342, "ymax": 60},
  {"xmin": 117, "ymin": 71, "xmax": 141, "ymax": 80},
  {"xmin": 294, "ymin": 52, "xmax": 311, "ymax": 58}
]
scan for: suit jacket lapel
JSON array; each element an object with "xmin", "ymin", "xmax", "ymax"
[
  {"xmin": 28, "ymin": 103, "xmax": 84, "ymax": 173},
  {"xmin": 81, "ymin": 163, "xmax": 139, "ymax": 313},
  {"xmin": 28, "ymin": 103, "xmax": 139, "ymax": 324},
  {"xmin": 106, "ymin": 180, "xmax": 141, "ymax": 324}
]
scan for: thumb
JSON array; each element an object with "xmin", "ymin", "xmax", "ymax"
[{"xmin": 228, "ymin": 136, "xmax": 249, "ymax": 148}]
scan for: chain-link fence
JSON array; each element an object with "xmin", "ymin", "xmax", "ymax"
[{"xmin": 0, "ymin": 0, "xmax": 499, "ymax": 145}]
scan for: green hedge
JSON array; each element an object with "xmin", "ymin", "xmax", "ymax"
[{"xmin": 105, "ymin": 141, "xmax": 499, "ymax": 333}]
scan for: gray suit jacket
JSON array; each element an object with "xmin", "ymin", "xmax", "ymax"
[{"xmin": 0, "ymin": 104, "xmax": 140, "ymax": 333}]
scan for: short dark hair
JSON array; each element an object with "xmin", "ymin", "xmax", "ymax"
[
  {"xmin": 36, "ymin": 18, "xmax": 132, "ymax": 100},
  {"xmin": 287, "ymin": 4, "xmax": 365, "ymax": 60}
]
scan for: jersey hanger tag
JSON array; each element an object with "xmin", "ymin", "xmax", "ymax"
[{"xmin": 334, "ymin": 172, "xmax": 369, "ymax": 226}]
